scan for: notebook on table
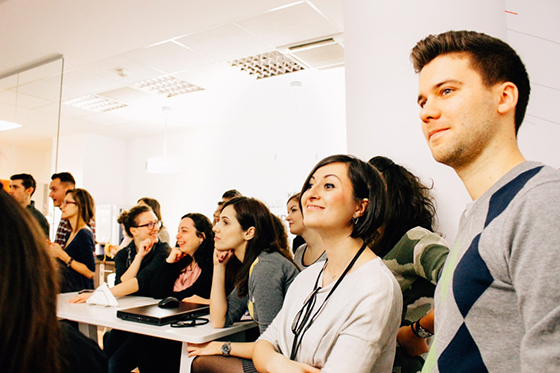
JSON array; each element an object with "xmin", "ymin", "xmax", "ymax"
[{"xmin": 116, "ymin": 302, "xmax": 209, "ymax": 326}]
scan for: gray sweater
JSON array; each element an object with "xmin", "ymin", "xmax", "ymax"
[
  {"xmin": 224, "ymin": 251, "xmax": 299, "ymax": 334},
  {"xmin": 425, "ymin": 162, "xmax": 560, "ymax": 373}
]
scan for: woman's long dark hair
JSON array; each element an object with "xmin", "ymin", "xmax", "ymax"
[
  {"xmin": 180, "ymin": 213, "xmax": 214, "ymax": 268},
  {"xmin": 222, "ymin": 196, "xmax": 294, "ymax": 296},
  {"xmin": 0, "ymin": 189, "xmax": 61, "ymax": 373},
  {"xmin": 368, "ymin": 156, "xmax": 437, "ymax": 257}
]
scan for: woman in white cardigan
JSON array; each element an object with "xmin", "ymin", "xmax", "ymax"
[{"xmin": 253, "ymin": 154, "xmax": 403, "ymax": 373}]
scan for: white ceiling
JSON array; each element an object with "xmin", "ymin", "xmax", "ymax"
[
  {"xmin": 0, "ymin": 0, "xmax": 345, "ymax": 148},
  {"xmin": 0, "ymin": 0, "xmax": 558, "ymax": 149}
]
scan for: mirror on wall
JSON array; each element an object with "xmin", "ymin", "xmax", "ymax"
[{"xmin": 0, "ymin": 57, "xmax": 64, "ymax": 235}]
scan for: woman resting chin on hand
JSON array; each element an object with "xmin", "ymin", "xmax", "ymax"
[
  {"xmin": 69, "ymin": 204, "xmax": 170, "ymax": 303},
  {"xmin": 189, "ymin": 197, "xmax": 300, "ymax": 373}
]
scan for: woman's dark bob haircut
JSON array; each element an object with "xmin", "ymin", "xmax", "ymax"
[{"xmin": 300, "ymin": 154, "xmax": 386, "ymax": 248}]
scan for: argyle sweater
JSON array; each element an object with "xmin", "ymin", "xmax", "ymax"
[{"xmin": 423, "ymin": 162, "xmax": 560, "ymax": 373}]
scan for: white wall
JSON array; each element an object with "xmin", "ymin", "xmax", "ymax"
[
  {"xmin": 344, "ymin": 0, "xmax": 560, "ymax": 242},
  {"xmin": 124, "ymin": 67, "xmax": 347, "ymax": 235},
  {"xmin": 56, "ymin": 132, "xmax": 126, "ymax": 243},
  {"xmin": 0, "ymin": 139, "xmax": 52, "ymax": 214},
  {"xmin": 57, "ymin": 132, "xmax": 126, "ymax": 205}
]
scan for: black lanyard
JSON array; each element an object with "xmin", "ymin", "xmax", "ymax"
[{"xmin": 290, "ymin": 242, "xmax": 368, "ymax": 360}]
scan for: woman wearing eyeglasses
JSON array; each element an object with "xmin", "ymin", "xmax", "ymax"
[
  {"xmin": 48, "ymin": 188, "xmax": 96, "ymax": 293},
  {"xmin": 69, "ymin": 204, "xmax": 170, "ymax": 302},
  {"xmin": 253, "ymin": 155, "xmax": 403, "ymax": 373},
  {"xmin": 137, "ymin": 197, "xmax": 172, "ymax": 245}
]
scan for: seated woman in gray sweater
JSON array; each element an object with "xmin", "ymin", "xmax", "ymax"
[{"xmin": 187, "ymin": 196, "xmax": 300, "ymax": 373}]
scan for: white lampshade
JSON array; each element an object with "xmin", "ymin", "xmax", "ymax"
[{"xmin": 145, "ymin": 157, "xmax": 182, "ymax": 174}]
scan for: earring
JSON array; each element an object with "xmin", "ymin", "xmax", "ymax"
[{"xmin": 352, "ymin": 216, "xmax": 359, "ymax": 225}]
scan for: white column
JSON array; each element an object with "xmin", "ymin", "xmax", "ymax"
[{"xmin": 344, "ymin": 0, "xmax": 506, "ymax": 240}]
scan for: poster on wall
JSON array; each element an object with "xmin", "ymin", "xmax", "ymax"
[{"xmin": 1, "ymin": 179, "xmax": 9, "ymax": 192}]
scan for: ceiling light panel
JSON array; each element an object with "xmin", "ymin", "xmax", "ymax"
[
  {"xmin": 133, "ymin": 76, "xmax": 204, "ymax": 98},
  {"xmin": 64, "ymin": 95, "xmax": 128, "ymax": 112},
  {"xmin": 229, "ymin": 51, "xmax": 305, "ymax": 79},
  {"xmin": 0, "ymin": 120, "xmax": 23, "ymax": 131}
]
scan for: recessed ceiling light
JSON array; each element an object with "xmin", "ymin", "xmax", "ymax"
[
  {"xmin": 133, "ymin": 75, "xmax": 204, "ymax": 98},
  {"xmin": 0, "ymin": 120, "xmax": 23, "ymax": 131},
  {"xmin": 229, "ymin": 51, "xmax": 305, "ymax": 79},
  {"xmin": 64, "ymin": 95, "xmax": 128, "ymax": 112}
]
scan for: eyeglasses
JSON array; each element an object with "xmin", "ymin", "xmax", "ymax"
[
  {"xmin": 135, "ymin": 220, "xmax": 161, "ymax": 230},
  {"xmin": 291, "ymin": 286, "xmax": 320, "ymax": 336},
  {"xmin": 61, "ymin": 200, "xmax": 77, "ymax": 207},
  {"xmin": 289, "ymin": 243, "xmax": 368, "ymax": 360},
  {"xmin": 290, "ymin": 261, "xmax": 326, "ymax": 360},
  {"xmin": 171, "ymin": 317, "xmax": 209, "ymax": 328}
]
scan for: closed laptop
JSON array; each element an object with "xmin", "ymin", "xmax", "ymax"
[{"xmin": 116, "ymin": 302, "xmax": 209, "ymax": 326}]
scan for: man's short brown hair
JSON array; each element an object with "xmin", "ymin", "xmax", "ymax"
[{"xmin": 411, "ymin": 30, "xmax": 530, "ymax": 133}]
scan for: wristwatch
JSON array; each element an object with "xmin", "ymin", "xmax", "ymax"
[
  {"xmin": 221, "ymin": 341, "xmax": 231, "ymax": 356},
  {"xmin": 411, "ymin": 320, "xmax": 433, "ymax": 339}
]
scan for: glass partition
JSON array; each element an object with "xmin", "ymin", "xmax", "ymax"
[{"xmin": 0, "ymin": 57, "xmax": 64, "ymax": 238}]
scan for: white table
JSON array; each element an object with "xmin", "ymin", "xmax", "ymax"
[{"xmin": 58, "ymin": 292, "xmax": 256, "ymax": 372}]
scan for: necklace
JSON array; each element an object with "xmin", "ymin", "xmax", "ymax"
[
  {"xmin": 325, "ymin": 250, "xmax": 358, "ymax": 281},
  {"xmin": 290, "ymin": 242, "xmax": 367, "ymax": 360}
]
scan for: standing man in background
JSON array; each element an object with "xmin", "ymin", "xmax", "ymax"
[
  {"xmin": 412, "ymin": 30, "xmax": 560, "ymax": 372},
  {"xmin": 9, "ymin": 173, "xmax": 49, "ymax": 237},
  {"xmin": 49, "ymin": 172, "xmax": 96, "ymax": 247}
]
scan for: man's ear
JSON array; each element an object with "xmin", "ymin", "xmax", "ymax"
[
  {"xmin": 244, "ymin": 227, "xmax": 255, "ymax": 241},
  {"xmin": 496, "ymin": 82, "xmax": 518, "ymax": 116},
  {"xmin": 24, "ymin": 187, "xmax": 34, "ymax": 197},
  {"xmin": 354, "ymin": 198, "xmax": 369, "ymax": 219}
]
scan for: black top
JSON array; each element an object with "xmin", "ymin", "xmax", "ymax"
[
  {"xmin": 59, "ymin": 228, "xmax": 95, "ymax": 293},
  {"xmin": 114, "ymin": 240, "xmax": 170, "ymax": 296},
  {"xmin": 27, "ymin": 200, "xmax": 49, "ymax": 237},
  {"xmin": 150, "ymin": 255, "xmax": 213, "ymax": 300},
  {"xmin": 59, "ymin": 321, "xmax": 107, "ymax": 373}
]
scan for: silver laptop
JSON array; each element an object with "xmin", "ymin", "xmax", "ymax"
[{"xmin": 116, "ymin": 302, "xmax": 209, "ymax": 326}]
